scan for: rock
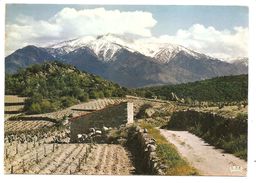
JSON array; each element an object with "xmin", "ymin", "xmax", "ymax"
[
  {"xmin": 135, "ymin": 126, "xmax": 141, "ymax": 132},
  {"xmin": 148, "ymin": 144, "xmax": 156, "ymax": 152},
  {"xmin": 89, "ymin": 128, "xmax": 96, "ymax": 133},
  {"xmin": 143, "ymin": 128, "xmax": 148, "ymax": 133},
  {"xmin": 95, "ymin": 130, "xmax": 102, "ymax": 135},
  {"xmin": 144, "ymin": 108, "xmax": 155, "ymax": 117},
  {"xmin": 156, "ymin": 168, "xmax": 164, "ymax": 175},
  {"xmin": 170, "ymin": 92, "xmax": 179, "ymax": 101},
  {"xmin": 148, "ymin": 139, "xmax": 156, "ymax": 145},
  {"xmin": 102, "ymin": 126, "xmax": 109, "ymax": 131}
]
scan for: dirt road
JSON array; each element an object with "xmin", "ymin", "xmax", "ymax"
[{"xmin": 160, "ymin": 129, "xmax": 247, "ymax": 176}]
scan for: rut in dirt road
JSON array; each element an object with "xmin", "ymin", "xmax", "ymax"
[{"xmin": 160, "ymin": 129, "xmax": 247, "ymax": 176}]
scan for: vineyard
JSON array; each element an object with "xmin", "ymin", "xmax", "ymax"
[
  {"xmin": 5, "ymin": 120, "xmax": 55, "ymax": 133},
  {"xmin": 4, "ymin": 96, "xmax": 136, "ymax": 175},
  {"xmin": 4, "ymin": 97, "xmax": 126, "ymax": 133},
  {"xmin": 4, "ymin": 142, "xmax": 134, "ymax": 175}
]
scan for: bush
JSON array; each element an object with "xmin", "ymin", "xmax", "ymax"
[
  {"xmin": 28, "ymin": 103, "xmax": 42, "ymax": 114},
  {"xmin": 78, "ymin": 93, "xmax": 89, "ymax": 102},
  {"xmin": 60, "ymin": 96, "xmax": 79, "ymax": 108}
]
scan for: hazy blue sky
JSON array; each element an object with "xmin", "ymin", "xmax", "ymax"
[{"xmin": 5, "ymin": 4, "xmax": 249, "ymax": 58}]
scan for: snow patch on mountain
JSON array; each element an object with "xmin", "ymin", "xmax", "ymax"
[{"xmin": 46, "ymin": 33, "xmax": 229, "ymax": 63}]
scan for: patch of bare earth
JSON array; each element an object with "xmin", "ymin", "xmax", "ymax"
[{"xmin": 160, "ymin": 129, "xmax": 247, "ymax": 176}]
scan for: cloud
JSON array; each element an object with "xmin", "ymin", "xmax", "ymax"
[
  {"xmin": 151, "ymin": 24, "xmax": 248, "ymax": 59},
  {"xmin": 5, "ymin": 7, "xmax": 157, "ymax": 55},
  {"xmin": 5, "ymin": 7, "xmax": 248, "ymax": 59}
]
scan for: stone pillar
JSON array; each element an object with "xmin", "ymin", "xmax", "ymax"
[{"xmin": 127, "ymin": 102, "xmax": 134, "ymax": 124}]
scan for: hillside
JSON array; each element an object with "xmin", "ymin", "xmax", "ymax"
[
  {"xmin": 5, "ymin": 34, "xmax": 247, "ymax": 88},
  {"xmin": 5, "ymin": 61, "xmax": 129, "ymax": 114},
  {"xmin": 135, "ymin": 74, "xmax": 248, "ymax": 102}
]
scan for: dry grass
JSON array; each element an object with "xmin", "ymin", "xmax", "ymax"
[
  {"xmin": 193, "ymin": 105, "xmax": 247, "ymax": 118},
  {"xmin": 5, "ymin": 105, "xmax": 24, "ymax": 112},
  {"xmin": 5, "ymin": 95, "xmax": 26, "ymax": 103}
]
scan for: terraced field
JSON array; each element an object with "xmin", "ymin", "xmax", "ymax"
[
  {"xmin": 4, "ymin": 95, "xmax": 26, "ymax": 120},
  {"xmin": 5, "ymin": 120, "xmax": 55, "ymax": 133},
  {"xmin": 4, "ymin": 97, "xmax": 127, "ymax": 133},
  {"xmin": 4, "ymin": 143, "xmax": 135, "ymax": 175},
  {"xmin": 31, "ymin": 98, "xmax": 127, "ymax": 120},
  {"xmin": 5, "ymin": 95, "xmax": 26, "ymax": 103}
]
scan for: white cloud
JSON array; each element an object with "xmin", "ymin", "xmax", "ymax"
[
  {"xmin": 151, "ymin": 24, "xmax": 248, "ymax": 59},
  {"xmin": 5, "ymin": 7, "xmax": 157, "ymax": 55},
  {"xmin": 5, "ymin": 7, "xmax": 248, "ymax": 59}
]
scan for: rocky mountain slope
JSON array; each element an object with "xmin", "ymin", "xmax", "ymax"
[{"xmin": 5, "ymin": 34, "xmax": 248, "ymax": 88}]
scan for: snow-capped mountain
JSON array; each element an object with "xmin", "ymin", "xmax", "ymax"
[
  {"xmin": 47, "ymin": 34, "xmax": 136, "ymax": 62},
  {"xmin": 5, "ymin": 34, "xmax": 248, "ymax": 88},
  {"xmin": 46, "ymin": 33, "xmax": 213, "ymax": 64}
]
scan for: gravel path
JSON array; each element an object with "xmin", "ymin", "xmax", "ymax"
[{"xmin": 160, "ymin": 129, "xmax": 247, "ymax": 176}]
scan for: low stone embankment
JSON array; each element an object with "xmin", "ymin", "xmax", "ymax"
[{"xmin": 127, "ymin": 126, "xmax": 165, "ymax": 175}]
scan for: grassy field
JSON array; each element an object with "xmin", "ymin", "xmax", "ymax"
[{"xmin": 139, "ymin": 122, "xmax": 198, "ymax": 175}]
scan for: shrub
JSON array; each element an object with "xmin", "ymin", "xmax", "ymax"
[
  {"xmin": 28, "ymin": 103, "xmax": 42, "ymax": 114},
  {"xmin": 78, "ymin": 93, "xmax": 89, "ymax": 102},
  {"xmin": 60, "ymin": 96, "xmax": 79, "ymax": 108}
]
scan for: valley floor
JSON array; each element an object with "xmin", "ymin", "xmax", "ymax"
[{"xmin": 160, "ymin": 129, "xmax": 247, "ymax": 176}]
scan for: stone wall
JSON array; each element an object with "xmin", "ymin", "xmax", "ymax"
[
  {"xmin": 127, "ymin": 126, "xmax": 165, "ymax": 175},
  {"xmin": 70, "ymin": 102, "xmax": 133, "ymax": 142},
  {"xmin": 168, "ymin": 109, "xmax": 247, "ymax": 136}
]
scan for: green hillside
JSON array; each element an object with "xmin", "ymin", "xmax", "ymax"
[
  {"xmin": 5, "ymin": 61, "xmax": 129, "ymax": 114},
  {"xmin": 135, "ymin": 75, "xmax": 248, "ymax": 102}
]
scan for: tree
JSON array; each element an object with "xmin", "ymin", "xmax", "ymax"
[
  {"xmin": 145, "ymin": 91, "xmax": 154, "ymax": 98},
  {"xmin": 78, "ymin": 93, "xmax": 89, "ymax": 102}
]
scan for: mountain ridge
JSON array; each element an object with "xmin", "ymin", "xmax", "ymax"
[{"xmin": 5, "ymin": 34, "xmax": 248, "ymax": 88}]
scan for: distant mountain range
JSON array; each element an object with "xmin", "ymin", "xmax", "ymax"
[{"xmin": 5, "ymin": 34, "xmax": 248, "ymax": 88}]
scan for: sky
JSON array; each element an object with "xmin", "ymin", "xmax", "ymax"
[{"xmin": 5, "ymin": 4, "xmax": 248, "ymax": 58}]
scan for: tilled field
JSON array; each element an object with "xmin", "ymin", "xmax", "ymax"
[
  {"xmin": 5, "ymin": 143, "xmax": 135, "ymax": 175},
  {"xmin": 5, "ymin": 120, "xmax": 55, "ymax": 133}
]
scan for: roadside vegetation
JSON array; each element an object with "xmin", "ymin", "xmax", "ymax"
[
  {"xmin": 139, "ymin": 122, "xmax": 198, "ymax": 175},
  {"xmin": 5, "ymin": 61, "xmax": 130, "ymax": 114},
  {"xmin": 168, "ymin": 110, "xmax": 247, "ymax": 160}
]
